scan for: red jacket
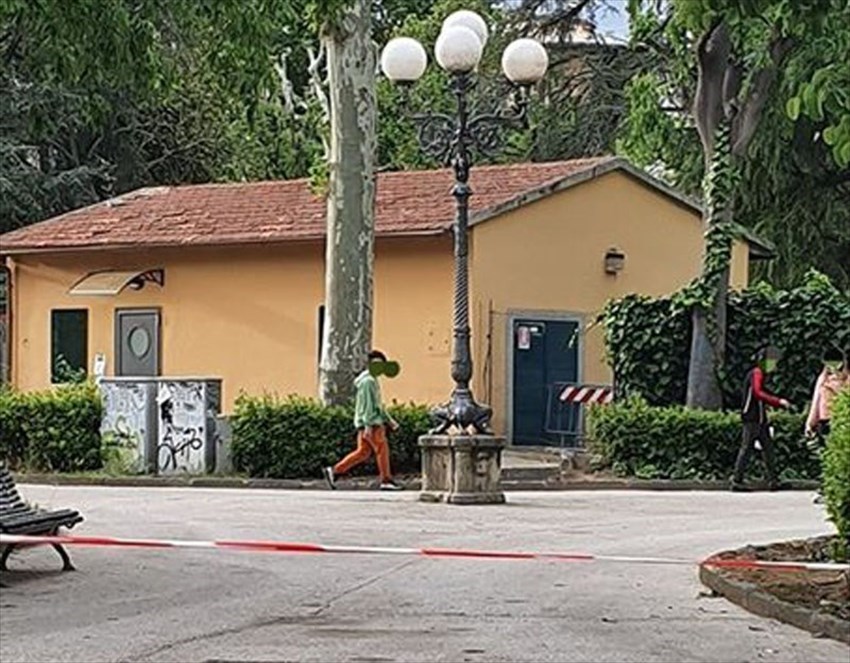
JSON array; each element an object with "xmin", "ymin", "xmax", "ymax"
[{"xmin": 741, "ymin": 367, "xmax": 784, "ymax": 423}]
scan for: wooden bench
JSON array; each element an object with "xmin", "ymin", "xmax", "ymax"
[{"xmin": 0, "ymin": 466, "xmax": 84, "ymax": 571}]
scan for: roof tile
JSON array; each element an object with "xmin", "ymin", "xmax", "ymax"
[{"xmin": 0, "ymin": 158, "xmax": 613, "ymax": 252}]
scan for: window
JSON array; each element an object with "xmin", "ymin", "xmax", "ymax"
[{"xmin": 51, "ymin": 309, "xmax": 88, "ymax": 383}]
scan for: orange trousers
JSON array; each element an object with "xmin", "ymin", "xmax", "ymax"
[{"xmin": 334, "ymin": 425, "xmax": 392, "ymax": 481}]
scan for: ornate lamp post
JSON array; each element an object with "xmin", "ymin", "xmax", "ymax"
[{"xmin": 381, "ymin": 10, "xmax": 548, "ymax": 436}]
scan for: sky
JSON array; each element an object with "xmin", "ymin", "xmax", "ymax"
[
  {"xmin": 593, "ymin": 0, "xmax": 630, "ymax": 41},
  {"xmin": 496, "ymin": 0, "xmax": 631, "ymax": 40}
]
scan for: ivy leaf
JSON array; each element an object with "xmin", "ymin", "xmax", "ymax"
[{"xmin": 786, "ymin": 96, "xmax": 801, "ymax": 121}]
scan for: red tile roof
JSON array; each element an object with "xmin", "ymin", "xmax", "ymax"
[{"xmin": 0, "ymin": 158, "xmax": 615, "ymax": 253}]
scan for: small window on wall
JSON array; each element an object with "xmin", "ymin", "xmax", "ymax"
[{"xmin": 51, "ymin": 309, "xmax": 88, "ymax": 383}]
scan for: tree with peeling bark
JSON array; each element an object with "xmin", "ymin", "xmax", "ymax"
[
  {"xmin": 624, "ymin": 0, "xmax": 837, "ymax": 410},
  {"xmin": 687, "ymin": 13, "xmax": 795, "ymax": 410},
  {"xmin": 311, "ymin": 0, "xmax": 378, "ymax": 406}
]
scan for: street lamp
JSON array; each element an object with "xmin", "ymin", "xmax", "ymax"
[{"xmin": 381, "ymin": 11, "xmax": 548, "ymax": 435}]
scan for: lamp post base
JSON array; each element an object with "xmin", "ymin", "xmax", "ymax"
[
  {"xmin": 430, "ymin": 388, "xmax": 493, "ymax": 435},
  {"xmin": 418, "ymin": 434, "xmax": 506, "ymax": 505}
]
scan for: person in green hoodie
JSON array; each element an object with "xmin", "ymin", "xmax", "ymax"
[{"xmin": 323, "ymin": 350, "xmax": 402, "ymax": 491}]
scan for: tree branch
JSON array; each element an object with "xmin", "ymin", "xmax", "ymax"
[
  {"xmin": 731, "ymin": 29, "xmax": 794, "ymax": 157},
  {"xmin": 535, "ymin": 0, "xmax": 595, "ymax": 32},
  {"xmin": 694, "ymin": 18, "xmax": 731, "ymax": 159}
]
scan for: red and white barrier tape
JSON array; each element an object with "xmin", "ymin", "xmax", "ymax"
[
  {"xmin": 560, "ymin": 385, "xmax": 614, "ymax": 404},
  {"xmin": 1, "ymin": 534, "xmax": 846, "ymax": 572}
]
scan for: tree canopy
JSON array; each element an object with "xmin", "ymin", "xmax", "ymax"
[
  {"xmin": 1, "ymin": 0, "xmax": 845, "ymax": 289},
  {"xmin": 619, "ymin": 0, "xmax": 850, "ymax": 290}
]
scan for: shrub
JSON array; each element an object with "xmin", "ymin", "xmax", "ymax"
[
  {"xmin": 823, "ymin": 389, "xmax": 850, "ymax": 558},
  {"xmin": 0, "ymin": 388, "xmax": 28, "ymax": 467},
  {"xmin": 587, "ymin": 398, "xmax": 817, "ymax": 481},
  {"xmin": 599, "ymin": 271, "xmax": 850, "ymax": 408},
  {"xmin": 231, "ymin": 394, "xmax": 431, "ymax": 479},
  {"xmin": 0, "ymin": 383, "xmax": 103, "ymax": 472}
]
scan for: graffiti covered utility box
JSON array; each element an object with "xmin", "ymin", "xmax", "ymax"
[
  {"xmin": 100, "ymin": 380, "xmax": 157, "ymax": 473},
  {"xmin": 100, "ymin": 377, "xmax": 222, "ymax": 475}
]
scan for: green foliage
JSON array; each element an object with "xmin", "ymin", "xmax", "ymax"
[
  {"xmin": 785, "ymin": 2, "xmax": 850, "ymax": 167},
  {"xmin": 823, "ymin": 389, "xmax": 850, "ymax": 557},
  {"xmin": 600, "ymin": 272, "xmax": 850, "ymax": 408},
  {"xmin": 52, "ymin": 355, "xmax": 87, "ymax": 385},
  {"xmin": 621, "ymin": 0, "xmax": 850, "ymax": 291},
  {"xmin": 0, "ymin": 384, "xmax": 103, "ymax": 472},
  {"xmin": 0, "ymin": 0, "xmax": 306, "ymax": 233},
  {"xmin": 2, "ymin": 0, "xmax": 639, "ymax": 236},
  {"xmin": 588, "ymin": 397, "xmax": 818, "ymax": 481},
  {"xmin": 231, "ymin": 394, "xmax": 430, "ymax": 479},
  {"xmin": 0, "ymin": 388, "xmax": 28, "ymax": 467}
]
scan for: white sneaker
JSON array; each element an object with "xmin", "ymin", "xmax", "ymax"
[
  {"xmin": 379, "ymin": 480, "xmax": 402, "ymax": 491},
  {"xmin": 323, "ymin": 466, "xmax": 336, "ymax": 490}
]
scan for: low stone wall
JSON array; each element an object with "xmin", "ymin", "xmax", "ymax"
[{"xmin": 700, "ymin": 542, "xmax": 849, "ymax": 644}]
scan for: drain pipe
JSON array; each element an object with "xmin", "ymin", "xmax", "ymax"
[{"xmin": 1, "ymin": 260, "xmax": 11, "ymax": 385}]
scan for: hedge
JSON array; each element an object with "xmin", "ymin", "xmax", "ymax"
[
  {"xmin": 600, "ymin": 271, "xmax": 850, "ymax": 409},
  {"xmin": 0, "ymin": 383, "xmax": 103, "ymax": 472},
  {"xmin": 587, "ymin": 398, "xmax": 818, "ymax": 481},
  {"xmin": 823, "ymin": 389, "xmax": 850, "ymax": 558},
  {"xmin": 231, "ymin": 394, "xmax": 431, "ymax": 479}
]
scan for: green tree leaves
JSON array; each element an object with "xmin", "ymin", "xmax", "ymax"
[{"xmin": 619, "ymin": 0, "xmax": 850, "ymax": 290}]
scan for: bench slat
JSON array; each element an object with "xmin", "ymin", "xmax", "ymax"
[
  {"xmin": 0, "ymin": 467, "xmax": 84, "ymax": 545},
  {"xmin": 0, "ymin": 508, "xmax": 81, "ymax": 527}
]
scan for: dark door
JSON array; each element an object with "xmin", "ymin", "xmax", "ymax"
[
  {"xmin": 115, "ymin": 309, "xmax": 160, "ymax": 377},
  {"xmin": 512, "ymin": 318, "xmax": 578, "ymax": 446}
]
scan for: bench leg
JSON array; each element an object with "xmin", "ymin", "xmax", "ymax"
[
  {"xmin": 52, "ymin": 544, "xmax": 75, "ymax": 572},
  {"xmin": 0, "ymin": 544, "xmax": 15, "ymax": 571}
]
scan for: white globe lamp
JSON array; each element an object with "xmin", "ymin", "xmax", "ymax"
[
  {"xmin": 501, "ymin": 38, "xmax": 549, "ymax": 85},
  {"xmin": 442, "ymin": 9, "xmax": 489, "ymax": 48},
  {"xmin": 380, "ymin": 37, "xmax": 428, "ymax": 83},
  {"xmin": 435, "ymin": 25, "xmax": 484, "ymax": 73}
]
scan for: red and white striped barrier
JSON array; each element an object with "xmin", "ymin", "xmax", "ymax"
[
  {"xmin": 560, "ymin": 385, "xmax": 614, "ymax": 405},
  {"xmin": 1, "ymin": 534, "xmax": 846, "ymax": 573}
]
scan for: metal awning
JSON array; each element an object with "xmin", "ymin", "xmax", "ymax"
[{"xmin": 69, "ymin": 269, "xmax": 164, "ymax": 296}]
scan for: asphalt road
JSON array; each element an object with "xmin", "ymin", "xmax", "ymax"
[{"xmin": 1, "ymin": 486, "xmax": 847, "ymax": 663}]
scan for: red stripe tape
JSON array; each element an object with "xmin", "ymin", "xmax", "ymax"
[
  {"xmin": 2, "ymin": 534, "xmax": 845, "ymax": 573},
  {"xmin": 422, "ymin": 548, "xmax": 537, "ymax": 560},
  {"xmin": 215, "ymin": 540, "xmax": 326, "ymax": 554},
  {"xmin": 701, "ymin": 558, "xmax": 808, "ymax": 572},
  {"xmin": 545, "ymin": 553, "xmax": 595, "ymax": 562}
]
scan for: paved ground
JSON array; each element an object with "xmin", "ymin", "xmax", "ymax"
[{"xmin": 1, "ymin": 486, "xmax": 847, "ymax": 663}]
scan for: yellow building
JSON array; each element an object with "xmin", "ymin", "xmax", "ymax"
[{"xmin": 0, "ymin": 157, "xmax": 770, "ymax": 443}]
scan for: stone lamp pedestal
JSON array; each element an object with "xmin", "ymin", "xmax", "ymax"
[{"xmin": 418, "ymin": 435, "xmax": 506, "ymax": 504}]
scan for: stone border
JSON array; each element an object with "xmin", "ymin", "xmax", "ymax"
[
  {"xmin": 12, "ymin": 472, "xmax": 818, "ymax": 492},
  {"xmin": 700, "ymin": 559, "xmax": 849, "ymax": 644}
]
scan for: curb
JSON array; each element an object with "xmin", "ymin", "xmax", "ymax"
[
  {"xmin": 700, "ymin": 557, "xmax": 849, "ymax": 644},
  {"xmin": 12, "ymin": 473, "xmax": 819, "ymax": 492}
]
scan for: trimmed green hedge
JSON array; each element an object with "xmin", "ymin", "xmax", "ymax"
[
  {"xmin": 600, "ymin": 272, "xmax": 850, "ymax": 408},
  {"xmin": 587, "ymin": 398, "xmax": 818, "ymax": 481},
  {"xmin": 231, "ymin": 394, "xmax": 431, "ymax": 479},
  {"xmin": 823, "ymin": 389, "xmax": 850, "ymax": 557},
  {"xmin": 0, "ymin": 383, "xmax": 103, "ymax": 472}
]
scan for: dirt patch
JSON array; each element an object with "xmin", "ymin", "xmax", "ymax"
[{"xmin": 712, "ymin": 536, "xmax": 849, "ymax": 622}]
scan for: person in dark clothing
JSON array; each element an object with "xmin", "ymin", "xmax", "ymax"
[{"xmin": 732, "ymin": 346, "xmax": 791, "ymax": 491}]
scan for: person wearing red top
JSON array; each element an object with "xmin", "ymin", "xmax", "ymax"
[{"xmin": 732, "ymin": 346, "xmax": 791, "ymax": 491}]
